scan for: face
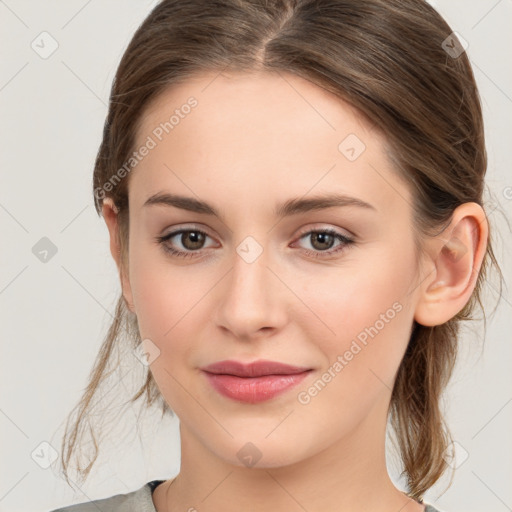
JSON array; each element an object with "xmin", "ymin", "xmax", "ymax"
[{"xmin": 114, "ymin": 71, "xmax": 426, "ymax": 468}]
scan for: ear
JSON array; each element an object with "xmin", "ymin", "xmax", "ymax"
[
  {"xmin": 102, "ymin": 198, "xmax": 136, "ymax": 313},
  {"xmin": 414, "ymin": 202, "xmax": 488, "ymax": 327}
]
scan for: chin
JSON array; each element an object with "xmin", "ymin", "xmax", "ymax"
[{"xmin": 210, "ymin": 436, "xmax": 312, "ymax": 470}]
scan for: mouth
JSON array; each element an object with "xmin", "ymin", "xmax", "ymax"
[
  {"xmin": 200, "ymin": 360, "xmax": 313, "ymax": 403},
  {"xmin": 200, "ymin": 359, "xmax": 312, "ymax": 377}
]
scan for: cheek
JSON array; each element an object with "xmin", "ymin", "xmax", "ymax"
[
  {"xmin": 128, "ymin": 246, "xmax": 224, "ymax": 375},
  {"xmin": 128, "ymin": 245, "xmax": 197, "ymax": 340},
  {"xmin": 129, "ymin": 253, "xmax": 205, "ymax": 406},
  {"xmin": 294, "ymin": 265, "xmax": 414, "ymax": 428},
  {"xmin": 297, "ymin": 244, "xmax": 416, "ymax": 391}
]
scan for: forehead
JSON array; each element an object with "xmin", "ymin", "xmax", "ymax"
[
  {"xmin": 129, "ymin": 70, "xmax": 411, "ymax": 216},
  {"xmin": 136, "ymin": 70, "xmax": 374, "ymax": 148}
]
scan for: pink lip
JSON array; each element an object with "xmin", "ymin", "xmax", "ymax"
[{"xmin": 200, "ymin": 360, "xmax": 312, "ymax": 403}]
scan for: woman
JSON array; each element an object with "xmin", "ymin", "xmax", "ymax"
[{"xmin": 51, "ymin": 0, "xmax": 503, "ymax": 511}]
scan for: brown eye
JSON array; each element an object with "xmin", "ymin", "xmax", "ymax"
[
  {"xmin": 294, "ymin": 228, "xmax": 355, "ymax": 259},
  {"xmin": 156, "ymin": 228, "xmax": 215, "ymax": 259},
  {"xmin": 309, "ymin": 232, "xmax": 336, "ymax": 251},
  {"xmin": 179, "ymin": 231, "xmax": 206, "ymax": 250}
]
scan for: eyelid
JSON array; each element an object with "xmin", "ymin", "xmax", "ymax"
[
  {"xmin": 160, "ymin": 223, "xmax": 354, "ymax": 243},
  {"xmin": 159, "ymin": 223, "xmax": 217, "ymax": 243},
  {"xmin": 294, "ymin": 223, "xmax": 355, "ymax": 240},
  {"xmin": 157, "ymin": 223, "xmax": 356, "ymax": 260},
  {"xmin": 160, "ymin": 225, "xmax": 218, "ymax": 248}
]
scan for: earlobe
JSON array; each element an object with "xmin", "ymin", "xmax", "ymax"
[
  {"xmin": 414, "ymin": 202, "xmax": 488, "ymax": 327},
  {"xmin": 101, "ymin": 198, "xmax": 136, "ymax": 314}
]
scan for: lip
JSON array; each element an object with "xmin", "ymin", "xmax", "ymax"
[
  {"xmin": 200, "ymin": 360, "xmax": 313, "ymax": 403},
  {"xmin": 200, "ymin": 359, "xmax": 312, "ymax": 377}
]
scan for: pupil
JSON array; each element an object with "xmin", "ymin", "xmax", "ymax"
[
  {"xmin": 312, "ymin": 233, "xmax": 333, "ymax": 251},
  {"xmin": 183, "ymin": 231, "xmax": 204, "ymax": 249}
]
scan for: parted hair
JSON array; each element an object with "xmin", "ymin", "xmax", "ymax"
[{"xmin": 60, "ymin": 0, "xmax": 503, "ymax": 502}]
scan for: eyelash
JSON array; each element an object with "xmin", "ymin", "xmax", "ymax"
[{"xmin": 155, "ymin": 227, "xmax": 355, "ymax": 260}]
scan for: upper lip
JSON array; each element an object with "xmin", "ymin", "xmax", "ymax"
[{"xmin": 200, "ymin": 360, "xmax": 312, "ymax": 378}]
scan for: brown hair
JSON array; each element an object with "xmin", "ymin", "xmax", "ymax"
[{"xmin": 60, "ymin": 0, "xmax": 503, "ymax": 502}]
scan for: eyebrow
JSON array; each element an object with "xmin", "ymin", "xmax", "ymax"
[{"xmin": 143, "ymin": 192, "xmax": 377, "ymax": 219}]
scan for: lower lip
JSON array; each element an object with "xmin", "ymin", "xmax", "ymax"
[{"xmin": 202, "ymin": 371, "xmax": 311, "ymax": 403}]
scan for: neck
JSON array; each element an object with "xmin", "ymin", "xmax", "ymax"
[{"xmin": 153, "ymin": 397, "xmax": 424, "ymax": 512}]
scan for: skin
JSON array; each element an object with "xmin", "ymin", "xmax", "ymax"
[{"xmin": 102, "ymin": 70, "xmax": 488, "ymax": 512}]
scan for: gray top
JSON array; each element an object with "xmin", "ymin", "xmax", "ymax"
[
  {"xmin": 48, "ymin": 480, "xmax": 445, "ymax": 512},
  {"xmin": 49, "ymin": 480, "xmax": 164, "ymax": 512}
]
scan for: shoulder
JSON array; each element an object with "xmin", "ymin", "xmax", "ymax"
[
  {"xmin": 48, "ymin": 480, "xmax": 165, "ymax": 512},
  {"xmin": 424, "ymin": 503, "xmax": 446, "ymax": 512}
]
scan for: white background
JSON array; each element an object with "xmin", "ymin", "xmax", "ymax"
[{"xmin": 1, "ymin": 1, "xmax": 511, "ymax": 511}]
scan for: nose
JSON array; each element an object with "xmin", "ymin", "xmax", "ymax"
[{"xmin": 213, "ymin": 241, "xmax": 288, "ymax": 340}]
